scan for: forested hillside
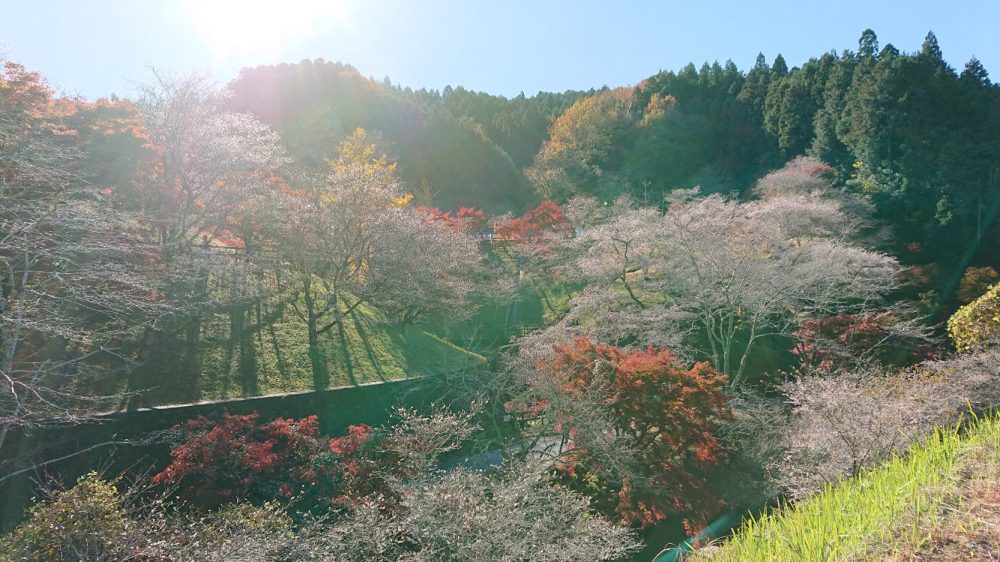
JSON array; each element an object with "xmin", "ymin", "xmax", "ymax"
[
  {"xmin": 4, "ymin": 27, "xmax": 1000, "ymax": 562},
  {"xmin": 226, "ymin": 30, "xmax": 1000, "ymax": 313},
  {"xmin": 227, "ymin": 60, "xmax": 587, "ymax": 211},
  {"xmin": 528, "ymin": 30, "xmax": 1000, "ymax": 313}
]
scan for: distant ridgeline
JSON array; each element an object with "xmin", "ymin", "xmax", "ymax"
[
  {"xmin": 227, "ymin": 32, "xmax": 1000, "ymax": 306},
  {"xmin": 227, "ymin": 59, "xmax": 587, "ymax": 212}
]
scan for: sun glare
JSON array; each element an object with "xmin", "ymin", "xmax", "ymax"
[{"xmin": 182, "ymin": 0, "xmax": 345, "ymax": 57}]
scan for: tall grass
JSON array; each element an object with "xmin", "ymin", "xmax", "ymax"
[{"xmin": 702, "ymin": 412, "xmax": 1000, "ymax": 561}]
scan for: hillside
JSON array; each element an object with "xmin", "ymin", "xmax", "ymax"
[
  {"xmin": 194, "ymin": 298, "xmax": 486, "ymax": 402},
  {"xmin": 5, "ymin": 20, "xmax": 1000, "ymax": 562},
  {"xmin": 227, "ymin": 60, "xmax": 586, "ymax": 212},
  {"xmin": 222, "ymin": 32, "xmax": 1000, "ymax": 311},
  {"xmin": 685, "ymin": 413, "xmax": 1000, "ymax": 561}
]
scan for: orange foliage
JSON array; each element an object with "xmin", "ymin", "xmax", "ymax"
[
  {"xmin": 535, "ymin": 338, "xmax": 730, "ymax": 529},
  {"xmin": 416, "ymin": 206, "xmax": 486, "ymax": 232},
  {"xmin": 494, "ymin": 200, "xmax": 568, "ymax": 241}
]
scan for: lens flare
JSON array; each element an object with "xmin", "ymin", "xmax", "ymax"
[{"xmin": 182, "ymin": 0, "xmax": 347, "ymax": 57}]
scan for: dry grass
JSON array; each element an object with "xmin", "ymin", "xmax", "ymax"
[
  {"xmin": 888, "ymin": 444, "xmax": 1000, "ymax": 562},
  {"xmin": 686, "ymin": 413, "xmax": 1000, "ymax": 561}
]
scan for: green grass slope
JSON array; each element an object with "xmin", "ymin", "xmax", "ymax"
[
  {"xmin": 692, "ymin": 413, "xmax": 1000, "ymax": 561},
  {"xmin": 196, "ymin": 299, "xmax": 485, "ymax": 401}
]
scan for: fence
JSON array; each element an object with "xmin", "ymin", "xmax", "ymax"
[{"xmin": 0, "ymin": 377, "xmax": 433, "ymax": 534}]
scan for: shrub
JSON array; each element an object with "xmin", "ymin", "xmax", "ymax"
[
  {"xmin": 154, "ymin": 502, "xmax": 295, "ymax": 561},
  {"xmin": 494, "ymin": 200, "xmax": 569, "ymax": 241},
  {"xmin": 153, "ymin": 409, "xmax": 478, "ymax": 514},
  {"xmin": 152, "ymin": 413, "xmax": 338, "ymax": 509},
  {"xmin": 2, "ymin": 471, "xmax": 301, "ymax": 561},
  {"xmin": 296, "ymin": 462, "xmax": 641, "ymax": 562},
  {"xmin": 6, "ymin": 410, "xmax": 640, "ymax": 561},
  {"xmin": 1, "ymin": 472, "xmax": 137, "ymax": 562},
  {"xmin": 948, "ymin": 281, "xmax": 1000, "ymax": 353},
  {"xmin": 791, "ymin": 311, "xmax": 940, "ymax": 374},
  {"xmin": 772, "ymin": 348, "xmax": 1000, "ymax": 498},
  {"xmin": 957, "ymin": 266, "xmax": 999, "ymax": 304},
  {"xmin": 324, "ymin": 408, "xmax": 477, "ymax": 511},
  {"xmin": 415, "ymin": 206, "xmax": 486, "ymax": 232}
]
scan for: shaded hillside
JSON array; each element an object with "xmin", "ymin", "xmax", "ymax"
[{"xmin": 227, "ymin": 59, "xmax": 582, "ymax": 212}]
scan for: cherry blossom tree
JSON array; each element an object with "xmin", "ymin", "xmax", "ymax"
[{"xmin": 552, "ymin": 186, "xmax": 908, "ymax": 385}]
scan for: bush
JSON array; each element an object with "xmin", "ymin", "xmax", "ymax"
[
  {"xmin": 155, "ymin": 502, "xmax": 295, "ymax": 561},
  {"xmin": 4, "ymin": 411, "xmax": 639, "ymax": 562},
  {"xmin": 791, "ymin": 311, "xmax": 940, "ymax": 374},
  {"xmin": 153, "ymin": 408, "xmax": 479, "ymax": 515},
  {"xmin": 295, "ymin": 462, "xmax": 641, "ymax": 562},
  {"xmin": 948, "ymin": 281, "xmax": 1000, "ymax": 353},
  {"xmin": 152, "ymin": 413, "xmax": 338, "ymax": 510},
  {"xmin": 1, "ymin": 472, "xmax": 136, "ymax": 562},
  {"xmin": 957, "ymin": 266, "xmax": 999, "ymax": 304},
  {"xmin": 2, "ymin": 472, "xmax": 301, "ymax": 562},
  {"xmin": 772, "ymin": 348, "xmax": 1000, "ymax": 498}
]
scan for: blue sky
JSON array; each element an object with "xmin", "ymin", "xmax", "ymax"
[{"xmin": 1, "ymin": 0, "xmax": 996, "ymax": 99}]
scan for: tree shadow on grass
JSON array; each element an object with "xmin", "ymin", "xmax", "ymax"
[
  {"xmin": 350, "ymin": 309, "xmax": 388, "ymax": 382},
  {"xmin": 334, "ymin": 317, "xmax": 357, "ymax": 387}
]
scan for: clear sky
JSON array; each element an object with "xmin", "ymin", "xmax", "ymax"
[{"xmin": 1, "ymin": 0, "xmax": 997, "ymax": 100}]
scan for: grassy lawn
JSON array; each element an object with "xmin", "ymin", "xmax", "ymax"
[
  {"xmin": 196, "ymin": 297, "xmax": 486, "ymax": 400},
  {"xmin": 691, "ymin": 412, "xmax": 1000, "ymax": 561}
]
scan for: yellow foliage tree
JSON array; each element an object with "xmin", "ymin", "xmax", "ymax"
[
  {"xmin": 948, "ymin": 282, "xmax": 1000, "ymax": 353},
  {"xmin": 528, "ymin": 87, "xmax": 639, "ymax": 198}
]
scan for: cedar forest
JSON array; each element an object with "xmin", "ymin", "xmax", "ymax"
[{"xmin": 3, "ymin": 29, "xmax": 1000, "ymax": 561}]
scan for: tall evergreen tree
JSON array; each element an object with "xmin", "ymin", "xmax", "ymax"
[
  {"xmin": 962, "ymin": 57, "xmax": 991, "ymax": 86},
  {"xmin": 771, "ymin": 54, "xmax": 789, "ymax": 77},
  {"xmin": 858, "ymin": 28, "xmax": 879, "ymax": 61},
  {"xmin": 921, "ymin": 31, "xmax": 943, "ymax": 60}
]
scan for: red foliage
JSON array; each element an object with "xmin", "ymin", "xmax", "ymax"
[
  {"xmin": 533, "ymin": 337, "xmax": 730, "ymax": 529},
  {"xmin": 329, "ymin": 423, "xmax": 373, "ymax": 456},
  {"xmin": 326, "ymin": 424, "xmax": 405, "ymax": 509},
  {"xmin": 792, "ymin": 311, "xmax": 941, "ymax": 374},
  {"xmin": 799, "ymin": 159, "xmax": 836, "ymax": 178},
  {"xmin": 0, "ymin": 61, "xmax": 156, "ymax": 191},
  {"xmin": 152, "ymin": 413, "xmax": 335, "ymax": 508},
  {"xmin": 494, "ymin": 201, "xmax": 569, "ymax": 241},
  {"xmin": 416, "ymin": 206, "xmax": 485, "ymax": 233},
  {"xmin": 152, "ymin": 414, "xmax": 409, "ymax": 514}
]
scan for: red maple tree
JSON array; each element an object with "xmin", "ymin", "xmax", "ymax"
[
  {"xmin": 152, "ymin": 413, "xmax": 335, "ymax": 508},
  {"xmin": 152, "ymin": 414, "xmax": 410, "ymax": 513},
  {"xmin": 791, "ymin": 311, "xmax": 941, "ymax": 374},
  {"xmin": 494, "ymin": 200, "xmax": 569, "ymax": 241},
  {"xmin": 416, "ymin": 205, "xmax": 486, "ymax": 233},
  {"xmin": 532, "ymin": 338, "xmax": 730, "ymax": 528}
]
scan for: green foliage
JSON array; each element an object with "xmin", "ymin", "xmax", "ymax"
[
  {"xmin": 693, "ymin": 413, "xmax": 1000, "ymax": 561},
  {"xmin": 627, "ymin": 60, "xmax": 773, "ymax": 197},
  {"xmin": 195, "ymin": 295, "xmax": 485, "ymax": 401},
  {"xmin": 529, "ymin": 29, "xmax": 1000, "ymax": 301},
  {"xmin": 947, "ymin": 282, "xmax": 1000, "ymax": 353},
  {"xmin": 227, "ymin": 60, "xmax": 586, "ymax": 213},
  {"xmin": 2, "ymin": 473, "xmax": 131, "ymax": 561},
  {"xmin": 0, "ymin": 471, "xmax": 295, "ymax": 562}
]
